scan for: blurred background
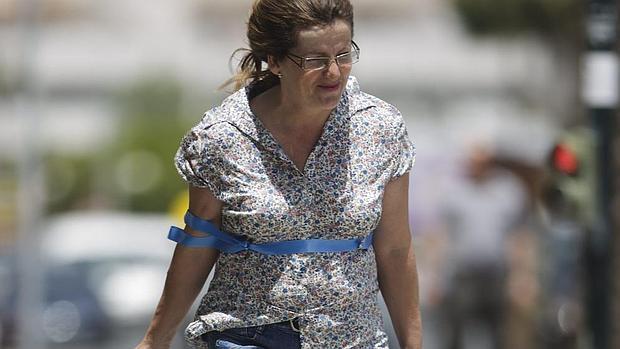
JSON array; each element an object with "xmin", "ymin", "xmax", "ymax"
[{"xmin": 0, "ymin": 0, "xmax": 618, "ymax": 348}]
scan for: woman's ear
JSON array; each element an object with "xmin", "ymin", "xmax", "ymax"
[{"xmin": 267, "ymin": 55, "xmax": 281, "ymax": 76}]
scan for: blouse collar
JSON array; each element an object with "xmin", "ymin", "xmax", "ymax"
[{"xmin": 203, "ymin": 76, "xmax": 376, "ymax": 145}]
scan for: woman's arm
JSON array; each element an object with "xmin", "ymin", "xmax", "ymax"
[
  {"xmin": 136, "ymin": 186, "xmax": 223, "ymax": 349},
  {"xmin": 373, "ymin": 173, "xmax": 422, "ymax": 349}
]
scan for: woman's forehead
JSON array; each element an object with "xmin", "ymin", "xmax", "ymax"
[{"xmin": 294, "ymin": 20, "xmax": 352, "ymax": 55}]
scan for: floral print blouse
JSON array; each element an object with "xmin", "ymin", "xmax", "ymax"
[{"xmin": 174, "ymin": 76, "xmax": 415, "ymax": 348}]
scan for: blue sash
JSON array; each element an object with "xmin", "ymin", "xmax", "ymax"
[{"xmin": 168, "ymin": 210, "xmax": 374, "ymax": 255}]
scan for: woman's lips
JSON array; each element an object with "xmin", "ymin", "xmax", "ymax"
[{"xmin": 318, "ymin": 83, "xmax": 340, "ymax": 91}]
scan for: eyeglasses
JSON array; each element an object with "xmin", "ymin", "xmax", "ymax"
[{"xmin": 285, "ymin": 41, "xmax": 360, "ymax": 72}]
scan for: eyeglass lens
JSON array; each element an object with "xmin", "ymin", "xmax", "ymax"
[{"xmin": 303, "ymin": 50, "xmax": 359, "ymax": 71}]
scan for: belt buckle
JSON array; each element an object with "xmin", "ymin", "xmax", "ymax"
[{"xmin": 289, "ymin": 318, "xmax": 301, "ymax": 333}]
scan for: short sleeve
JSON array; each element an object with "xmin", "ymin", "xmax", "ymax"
[
  {"xmin": 174, "ymin": 126, "xmax": 224, "ymax": 199},
  {"xmin": 390, "ymin": 117, "xmax": 416, "ymax": 180}
]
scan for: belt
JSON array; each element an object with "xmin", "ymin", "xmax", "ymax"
[{"xmin": 168, "ymin": 210, "xmax": 374, "ymax": 255}]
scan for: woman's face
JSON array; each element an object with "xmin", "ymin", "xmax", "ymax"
[{"xmin": 271, "ymin": 19, "xmax": 353, "ymax": 114}]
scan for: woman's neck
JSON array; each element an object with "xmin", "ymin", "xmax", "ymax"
[{"xmin": 252, "ymin": 84, "xmax": 330, "ymax": 131}]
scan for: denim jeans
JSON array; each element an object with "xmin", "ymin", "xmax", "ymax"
[{"xmin": 201, "ymin": 319, "xmax": 301, "ymax": 349}]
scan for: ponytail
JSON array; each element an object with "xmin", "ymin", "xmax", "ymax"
[{"xmin": 219, "ymin": 49, "xmax": 279, "ymax": 92}]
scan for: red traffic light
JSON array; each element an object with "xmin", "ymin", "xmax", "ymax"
[{"xmin": 552, "ymin": 143, "xmax": 579, "ymax": 176}]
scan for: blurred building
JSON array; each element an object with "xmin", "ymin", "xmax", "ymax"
[{"xmin": 1, "ymin": 0, "xmax": 561, "ymax": 154}]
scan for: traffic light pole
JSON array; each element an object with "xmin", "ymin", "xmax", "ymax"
[{"xmin": 582, "ymin": 1, "xmax": 617, "ymax": 348}]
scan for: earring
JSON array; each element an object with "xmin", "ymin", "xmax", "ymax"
[{"xmin": 277, "ymin": 73, "xmax": 283, "ymax": 79}]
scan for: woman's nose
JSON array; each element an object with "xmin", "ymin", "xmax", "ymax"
[{"xmin": 325, "ymin": 59, "xmax": 341, "ymax": 78}]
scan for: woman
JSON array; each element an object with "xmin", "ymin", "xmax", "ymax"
[{"xmin": 136, "ymin": 0, "xmax": 421, "ymax": 348}]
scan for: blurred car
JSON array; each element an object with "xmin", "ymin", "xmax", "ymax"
[{"xmin": 0, "ymin": 211, "xmax": 176, "ymax": 347}]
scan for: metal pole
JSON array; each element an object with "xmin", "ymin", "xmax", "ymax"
[
  {"xmin": 582, "ymin": 1, "xmax": 618, "ymax": 348},
  {"xmin": 15, "ymin": 0, "xmax": 45, "ymax": 348}
]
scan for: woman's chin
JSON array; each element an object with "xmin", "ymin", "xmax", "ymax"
[
  {"xmin": 316, "ymin": 101, "xmax": 340, "ymax": 113},
  {"xmin": 314, "ymin": 93, "xmax": 343, "ymax": 111}
]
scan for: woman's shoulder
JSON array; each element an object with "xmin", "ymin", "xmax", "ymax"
[
  {"xmin": 185, "ymin": 89, "xmax": 253, "ymax": 142},
  {"xmin": 179, "ymin": 121, "xmax": 247, "ymax": 162},
  {"xmin": 348, "ymin": 90, "xmax": 404, "ymax": 130}
]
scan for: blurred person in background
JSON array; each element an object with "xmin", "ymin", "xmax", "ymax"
[
  {"xmin": 434, "ymin": 143, "xmax": 529, "ymax": 349},
  {"xmin": 135, "ymin": 0, "xmax": 421, "ymax": 348}
]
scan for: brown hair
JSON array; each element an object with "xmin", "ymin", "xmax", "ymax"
[{"xmin": 223, "ymin": 0, "xmax": 354, "ymax": 91}]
